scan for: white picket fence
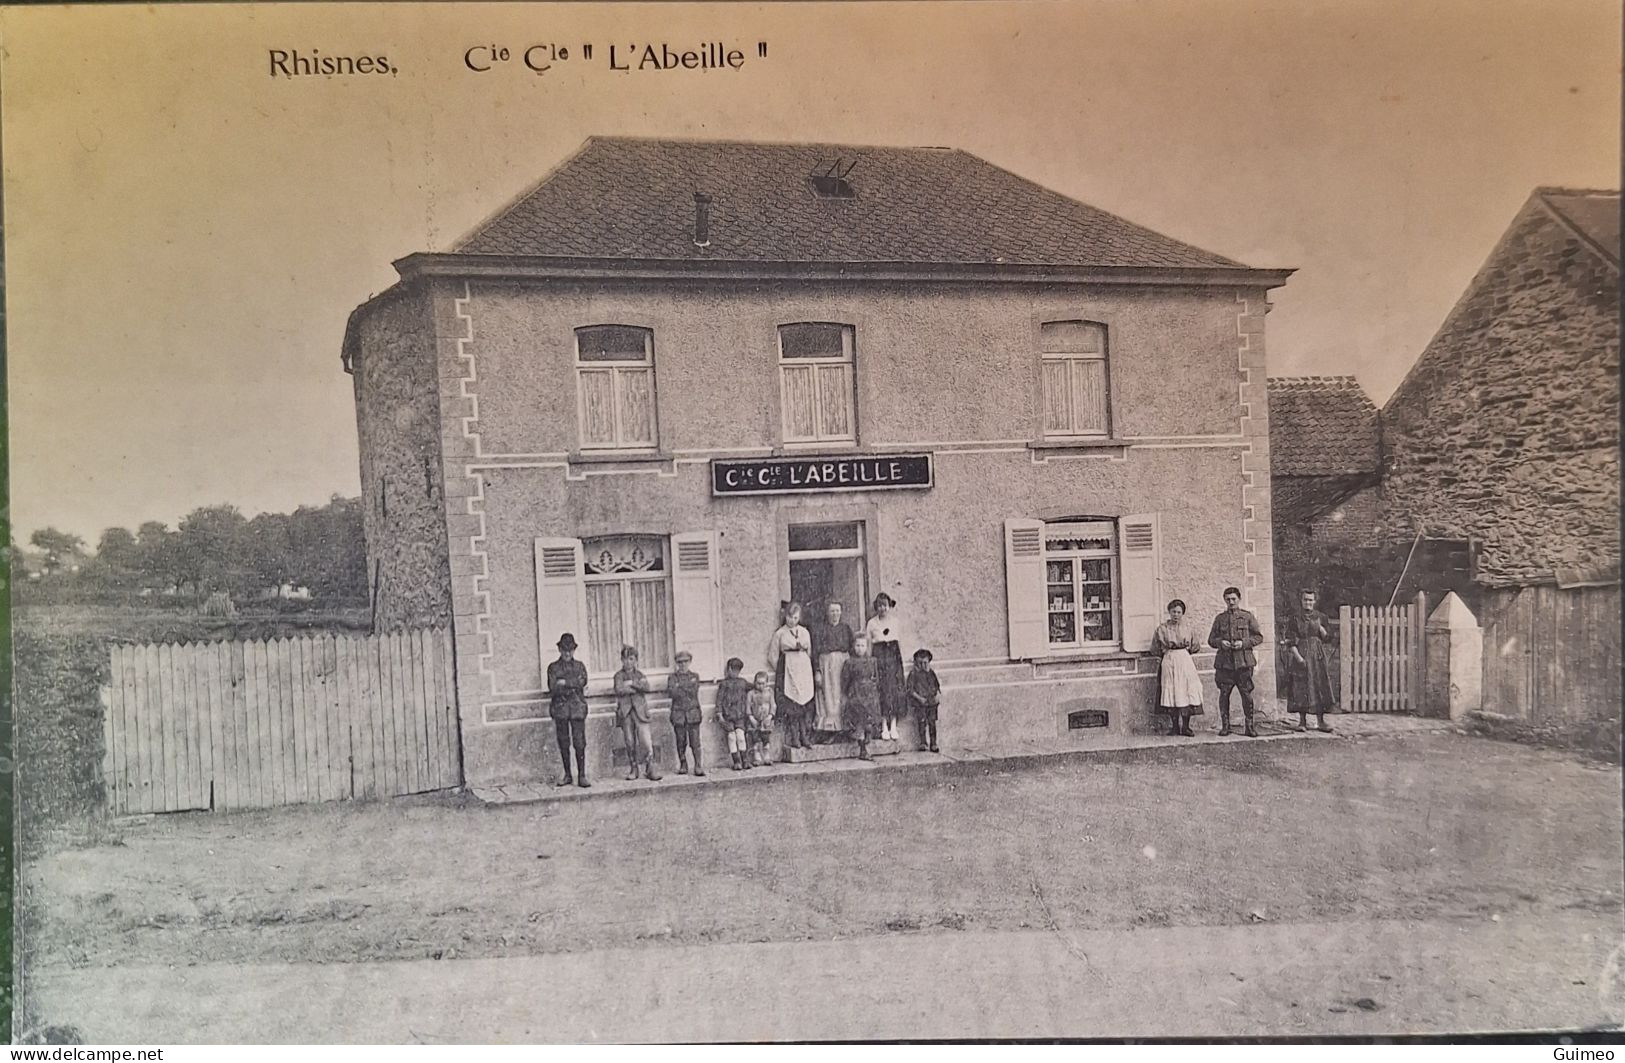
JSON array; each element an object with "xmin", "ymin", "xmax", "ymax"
[
  {"xmin": 102, "ymin": 628, "xmax": 461, "ymax": 814},
  {"xmin": 1338, "ymin": 594, "xmax": 1427, "ymax": 713}
]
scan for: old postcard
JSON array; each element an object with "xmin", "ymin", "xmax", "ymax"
[{"xmin": 3, "ymin": 0, "xmax": 1620, "ymax": 1044}]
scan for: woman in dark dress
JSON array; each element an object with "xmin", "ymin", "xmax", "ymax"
[
  {"xmin": 1281, "ymin": 588, "xmax": 1337, "ymax": 732},
  {"xmin": 864, "ymin": 593, "xmax": 907, "ymax": 742}
]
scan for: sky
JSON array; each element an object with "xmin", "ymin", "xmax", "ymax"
[{"xmin": 1, "ymin": 0, "xmax": 1618, "ymax": 543}]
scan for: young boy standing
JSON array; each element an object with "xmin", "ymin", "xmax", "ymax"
[
  {"xmin": 716, "ymin": 657, "xmax": 752, "ymax": 771},
  {"xmin": 906, "ymin": 647, "xmax": 942, "ymax": 753},
  {"xmin": 613, "ymin": 645, "xmax": 661, "ymax": 782},
  {"xmin": 668, "ymin": 650, "xmax": 706, "ymax": 776},
  {"xmin": 747, "ymin": 670, "xmax": 777, "ymax": 767}
]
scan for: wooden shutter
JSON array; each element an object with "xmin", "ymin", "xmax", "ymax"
[
  {"xmin": 671, "ymin": 531, "xmax": 723, "ymax": 680},
  {"xmin": 1118, "ymin": 514, "xmax": 1161, "ymax": 653},
  {"xmin": 1004, "ymin": 518, "xmax": 1046, "ymax": 660},
  {"xmin": 534, "ymin": 538, "xmax": 589, "ymax": 672}
]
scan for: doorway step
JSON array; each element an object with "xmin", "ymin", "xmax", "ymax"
[{"xmin": 783, "ymin": 739, "xmax": 902, "ymax": 763}]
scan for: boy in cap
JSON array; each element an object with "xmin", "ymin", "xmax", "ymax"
[
  {"xmin": 906, "ymin": 647, "xmax": 942, "ymax": 752},
  {"xmin": 613, "ymin": 645, "xmax": 661, "ymax": 782},
  {"xmin": 668, "ymin": 649, "xmax": 706, "ymax": 776},
  {"xmin": 545, "ymin": 633, "xmax": 590, "ymax": 787}
]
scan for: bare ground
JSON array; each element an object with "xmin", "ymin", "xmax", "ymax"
[{"xmin": 21, "ymin": 732, "xmax": 1623, "ymax": 978}]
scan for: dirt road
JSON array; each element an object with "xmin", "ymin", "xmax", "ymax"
[
  {"xmin": 19, "ymin": 732, "xmax": 1624, "ymax": 1039},
  {"xmin": 26, "ymin": 914, "xmax": 1624, "ymax": 1041}
]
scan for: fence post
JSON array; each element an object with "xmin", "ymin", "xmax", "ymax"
[
  {"xmin": 1339, "ymin": 605, "xmax": 1352, "ymax": 713},
  {"xmin": 1412, "ymin": 591, "xmax": 1428, "ymax": 714},
  {"xmin": 1424, "ymin": 591, "xmax": 1482, "ymax": 720}
]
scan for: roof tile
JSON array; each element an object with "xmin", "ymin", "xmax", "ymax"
[{"xmin": 456, "ymin": 137, "xmax": 1250, "ymax": 269}]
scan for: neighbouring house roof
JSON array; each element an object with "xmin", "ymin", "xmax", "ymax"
[
  {"xmin": 445, "ymin": 136, "xmax": 1268, "ymax": 272},
  {"xmin": 1537, "ymin": 187, "xmax": 1621, "ymax": 267},
  {"xmin": 1267, "ymin": 376, "xmax": 1381, "ymax": 478}
]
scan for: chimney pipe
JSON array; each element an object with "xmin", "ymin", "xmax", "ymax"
[{"xmin": 693, "ymin": 192, "xmax": 712, "ymax": 248}]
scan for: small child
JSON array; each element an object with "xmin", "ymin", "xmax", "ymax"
[
  {"xmin": 746, "ymin": 670, "xmax": 777, "ymax": 767},
  {"xmin": 716, "ymin": 657, "xmax": 753, "ymax": 771},
  {"xmin": 668, "ymin": 650, "xmax": 705, "ymax": 776},
  {"xmin": 907, "ymin": 648, "xmax": 942, "ymax": 753},
  {"xmin": 841, "ymin": 634, "xmax": 880, "ymax": 761}
]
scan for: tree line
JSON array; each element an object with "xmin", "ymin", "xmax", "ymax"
[{"xmin": 20, "ymin": 495, "xmax": 367, "ymax": 603}]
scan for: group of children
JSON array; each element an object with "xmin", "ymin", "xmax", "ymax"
[
  {"xmin": 593, "ymin": 638, "xmax": 942, "ymax": 779},
  {"xmin": 708, "ymin": 644, "xmax": 940, "ymax": 771}
]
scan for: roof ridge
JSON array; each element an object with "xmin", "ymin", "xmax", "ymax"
[
  {"xmin": 1268, "ymin": 375, "xmax": 1365, "ymax": 386},
  {"xmin": 1534, "ymin": 185, "xmax": 1621, "ymax": 198},
  {"xmin": 585, "ymin": 134, "xmax": 954, "ymax": 153}
]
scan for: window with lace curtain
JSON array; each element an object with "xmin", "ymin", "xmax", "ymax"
[
  {"xmin": 1040, "ymin": 320, "xmax": 1110, "ymax": 438},
  {"xmin": 581, "ymin": 535, "xmax": 674, "ymax": 675},
  {"xmin": 778, "ymin": 322, "xmax": 856, "ymax": 444},
  {"xmin": 576, "ymin": 325, "xmax": 657, "ymax": 450}
]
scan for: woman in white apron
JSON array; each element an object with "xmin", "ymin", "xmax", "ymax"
[
  {"xmin": 767, "ymin": 601, "xmax": 817, "ymax": 750},
  {"xmin": 1153, "ymin": 599, "xmax": 1205, "ymax": 736}
]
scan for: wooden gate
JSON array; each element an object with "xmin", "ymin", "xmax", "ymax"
[
  {"xmin": 102, "ymin": 628, "xmax": 461, "ymax": 814},
  {"xmin": 1338, "ymin": 593, "xmax": 1428, "ymax": 713}
]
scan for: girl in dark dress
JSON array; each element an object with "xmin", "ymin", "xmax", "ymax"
[
  {"xmin": 841, "ymin": 633, "xmax": 881, "ymax": 761},
  {"xmin": 1282, "ymin": 588, "xmax": 1337, "ymax": 732}
]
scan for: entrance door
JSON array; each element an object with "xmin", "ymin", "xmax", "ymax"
[{"xmin": 787, "ymin": 521, "xmax": 868, "ymax": 626}]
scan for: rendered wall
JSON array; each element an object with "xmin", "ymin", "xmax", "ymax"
[{"xmin": 387, "ymin": 274, "xmax": 1277, "ymax": 785}]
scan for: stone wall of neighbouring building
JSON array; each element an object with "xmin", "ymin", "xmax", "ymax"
[
  {"xmin": 347, "ymin": 282, "xmax": 454, "ymax": 630},
  {"xmin": 1380, "ymin": 195, "xmax": 1620, "ymax": 588}
]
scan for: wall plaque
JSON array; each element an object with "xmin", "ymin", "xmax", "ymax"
[{"xmin": 711, "ymin": 454, "xmax": 933, "ymax": 496}]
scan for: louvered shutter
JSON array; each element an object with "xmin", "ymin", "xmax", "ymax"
[
  {"xmin": 1118, "ymin": 514, "xmax": 1162, "ymax": 652},
  {"xmin": 534, "ymin": 538, "xmax": 589, "ymax": 672},
  {"xmin": 670, "ymin": 531, "xmax": 723, "ymax": 680},
  {"xmin": 1004, "ymin": 518, "xmax": 1046, "ymax": 660}
]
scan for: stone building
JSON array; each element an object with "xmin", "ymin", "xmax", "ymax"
[
  {"xmin": 1270, "ymin": 187, "xmax": 1620, "ymax": 738},
  {"xmin": 344, "ymin": 137, "xmax": 1291, "ymax": 786}
]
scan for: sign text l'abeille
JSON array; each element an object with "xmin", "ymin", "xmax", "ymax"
[{"xmin": 711, "ymin": 454, "xmax": 933, "ymax": 496}]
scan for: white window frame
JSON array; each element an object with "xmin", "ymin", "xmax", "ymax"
[
  {"xmin": 1041, "ymin": 520, "xmax": 1121, "ymax": 651},
  {"xmin": 581, "ymin": 535, "xmax": 674, "ymax": 680},
  {"xmin": 778, "ymin": 322, "xmax": 857, "ymax": 445},
  {"xmin": 575, "ymin": 325, "xmax": 657, "ymax": 451},
  {"xmin": 1040, "ymin": 320, "xmax": 1111, "ymax": 439}
]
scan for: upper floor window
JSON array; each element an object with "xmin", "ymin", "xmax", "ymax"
[
  {"xmin": 575, "ymin": 325, "xmax": 656, "ymax": 450},
  {"xmin": 1040, "ymin": 320, "xmax": 1110, "ymax": 438},
  {"xmin": 778, "ymin": 322, "xmax": 856, "ymax": 444}
]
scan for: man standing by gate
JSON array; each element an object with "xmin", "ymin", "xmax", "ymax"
[{"xmin": 1208, "ymin": 587, "xmax": 1264, "ymax": 738}]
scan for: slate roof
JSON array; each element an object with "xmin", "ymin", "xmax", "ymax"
[
  {"xmin": 454, "ymin": 137, "xmax": 1251, "ymax": 269},
  {"xmin": 1268, "ymin": 376, "xmax": 1381, "ymax": 477},
  {"xmin": 1538, "ymin": 187, "xmax": 1620, "ymax": 267}
]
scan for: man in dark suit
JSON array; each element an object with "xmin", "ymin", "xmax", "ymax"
[
  {"xmin": 1207, "ymin": 587, "xmax": 1264, "ymax": 738},
  {"xmin": 546, "ymin": 632, "xmax": 591, "ymax": 787}
]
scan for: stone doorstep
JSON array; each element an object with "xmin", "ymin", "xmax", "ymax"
[
  {"xmin": 782, "ymin": 738, "xmax": 901, "ymax": 763},
  {"xmin": 467, "ymin": 714, "xmax": 1456, "ymax": 807}
]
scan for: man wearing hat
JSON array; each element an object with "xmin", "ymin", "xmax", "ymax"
[
  {"xmin": 546, "ymin": 633, "xmax": 591, "ymax": 787},
  {"xmin": 668, "ymin": 649, "xmax": 706, "ymax": 776}
]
